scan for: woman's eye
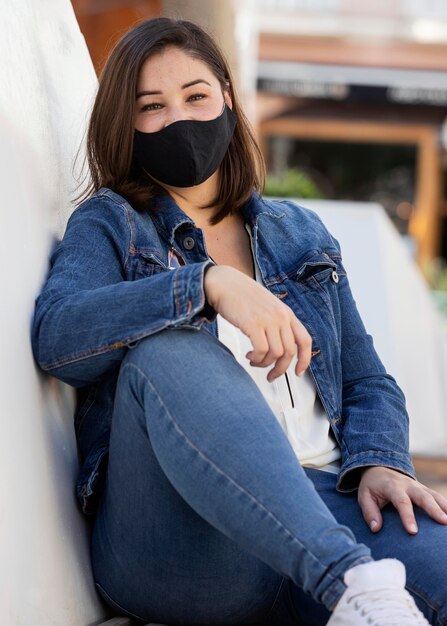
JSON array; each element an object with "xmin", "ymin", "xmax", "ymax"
[
  {"xmin": 141, "ymin": 103, "xmax": 163, "ymax": 112},
  {"xmin": 188, "ymin": 93, "xmax": 206, "ymax": 102}
]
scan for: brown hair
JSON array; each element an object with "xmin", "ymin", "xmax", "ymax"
[{"xmin": 76, "ymin": 17, "xmax": 265, "ymax": 225}]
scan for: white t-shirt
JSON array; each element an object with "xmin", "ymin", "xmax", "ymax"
[{"xmin": 215, "ymin": 226, "xmax": 341, "ymax": 473}]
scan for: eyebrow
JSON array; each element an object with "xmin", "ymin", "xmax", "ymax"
[{"xmin": 136, "ymin": 78, "xmax": 212, "ymax": 100}]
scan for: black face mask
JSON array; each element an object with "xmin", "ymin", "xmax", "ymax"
[{"xmin": 133, "ymin": 103, "xmax": 237, "ymax": 188}]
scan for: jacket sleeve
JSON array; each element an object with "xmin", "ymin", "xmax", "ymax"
[
  {"xmin": 31, "ymin": 197, "xmax": 213, "ymax": 387},
  {"xmin": 328, "ymin": 236, "xmax": 417, "ymax": 492}
]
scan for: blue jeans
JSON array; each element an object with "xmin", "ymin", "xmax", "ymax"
[{"xmin": 91, "ymin": 328, "xmax": 446, "ymax": 625}]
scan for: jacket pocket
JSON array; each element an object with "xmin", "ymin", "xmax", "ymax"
[
  {"xmin": 133, "ymin": 251, "xmax": 168, "ymax": 279},
  {"xmin": 289, "ymin": 252, "xmax": 344, "ymax": 338},
  {"xmin": 295, "ymin": 252, "xmax": 340, "ymax": 287}
]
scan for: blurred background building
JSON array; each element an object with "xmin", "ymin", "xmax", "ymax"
[{"xmin": 72, "ymin": 0, "xmax": 447, "ymax": 266}]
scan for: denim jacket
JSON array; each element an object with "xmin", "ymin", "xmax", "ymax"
[{"xmin": 31, "ymin": 188, "xmax": 416, "ymax": 514}]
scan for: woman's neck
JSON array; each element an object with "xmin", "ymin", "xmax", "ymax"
[{"xmin": 161, "ymin": 170, "xmax": 220, "ymax": 228}]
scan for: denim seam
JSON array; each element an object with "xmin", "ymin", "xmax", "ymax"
[
  {"xmin": 95, "ymin": 188, "xmax": 135, "ymax": 270},
  {"xmin": 256, "ymin": 208, "xmax": 286, "ymax": 220},
  {"xmin": 95, "ymin": 581, "xmax": 148, "ymax": 623},
  {"xmin": 344, "ymin": 450, "xmax": 412, "ymax": 458},
  {"xmin": 125, "ymin": 362, "xmax": 349, "ymax": 602},
  {"xmin": 339, "ymin": 455, "xmax": 416, "ymax": 479},
  {"xmin": 265, "ymin": 576, "xmax": 287, "ymax": 623},
  {"xmin": 123, "ymin": 204, "xmax": 135, "ymax": 270},
  {"xmin": 307, "ymin": 277, "xmax": 338, "ymax": 338},
  {"xmin": 75, "ymin": 386, "xmax": 97, "ymax": 431},
  {"xmin": 40, "ymin": 322, "xmax": 170, "ymax": 370},
  {"xmin": 321, "ymin": 555, "xmax": 372, "ymax": 610},
  {"xmin": 173, "ymin": 262, "xmax": 208, "ymax": 319},
  {"xmin": 405, "ymin": 581, "xmax": 444, "ymax": 626},
  {"xmin": 340, "ymin": 452, "xmax": 416, "ymax": 475}
]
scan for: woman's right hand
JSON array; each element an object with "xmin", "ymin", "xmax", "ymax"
[{"xmin": 204, "ymin": 265, "xmax": 312, "ymax": 381}]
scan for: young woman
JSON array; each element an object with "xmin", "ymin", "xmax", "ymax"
[{"xmin": 32, "ymin": 17, "xmax": 447, "ymax": 626}]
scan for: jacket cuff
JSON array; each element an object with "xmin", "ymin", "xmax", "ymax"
[
  {"xmin": 172, "ymin": 259, "xmax": 216, "ymax": 325},
  {"xmin": 336, "ymin": 451, "xmax": 417, "ymax": 492}
]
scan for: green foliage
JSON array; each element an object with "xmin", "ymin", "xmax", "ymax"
[
  {"xmin": 425, "ymin": 258, "xmax": 447, "ymax": 292},
  {"xmin": 265, "ymin": 168, "xmax": 324, "ymax": 199},
  {"xmin": 424, "ymin": 258, "xmax": 447, "ymax": 325}
]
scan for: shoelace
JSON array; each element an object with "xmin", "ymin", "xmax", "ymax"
[{"xmin": 347, "ymin": 589, "xmax": 429, "ymax": 625}]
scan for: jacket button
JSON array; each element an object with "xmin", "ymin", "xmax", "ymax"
[
  {"xmin": 183, "ymin": 236, "xmax": 195, "ymax": 250},
  {"xmin": 331, "ymin": 270, "xmax": 339, "ymax": 283}
]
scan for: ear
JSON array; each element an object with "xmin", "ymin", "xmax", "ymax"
[{"xmin": 224, "ymin": 82, "xmax": 233, "ymax": 110}]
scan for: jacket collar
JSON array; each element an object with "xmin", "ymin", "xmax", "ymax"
[
  {"xmin": 151, "ymin": 194, "xmax": 194, "ymax": 244},
  {"xmin": 151, "ymin": 192, "xmax": 285, "ymax": 243},
  {"xmin": 241, "ymin": 193, "xmax": 286, "ymax": 228}
]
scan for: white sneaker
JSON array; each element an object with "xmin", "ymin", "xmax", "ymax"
[{"xmin": 326, "ymin": 559, "xmax": 429, "ymax": 625}]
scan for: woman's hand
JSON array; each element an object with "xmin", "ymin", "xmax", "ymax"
[
  {"xmin": 358, "ymin": 466, "xmax": 447, "ymax": 534},
  {"xmin": 204, "ymin": 264, "xmax": 312, "ymax": 381}
]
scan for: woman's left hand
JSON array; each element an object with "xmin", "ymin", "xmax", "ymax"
[{"xmin": 358, "ymin": 466, "xmax": 447, "ymax": 534}]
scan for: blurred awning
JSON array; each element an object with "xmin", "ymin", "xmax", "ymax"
[{"xmin": 258, "ymin": 60, "xmax": 447, "ymax": 107}]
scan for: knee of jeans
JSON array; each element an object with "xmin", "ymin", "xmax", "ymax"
[{"xmin": 122, "ymin": 326, "xmax": 230, "ymax": 375}]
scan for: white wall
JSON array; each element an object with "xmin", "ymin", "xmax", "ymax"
[
  {"xmin": 0, "ymin": 1, "xmax": 105, "ymax": 624},
  {"xmin": 305, "ymin": 200, "xmax": 447, "ymax": 455}
]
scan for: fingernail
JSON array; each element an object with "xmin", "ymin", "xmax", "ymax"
[
  {"xmin": 410, "ymin": 523, "xmax": 418, "ymax": 534},
  {"xmin": 298, "ymin": 370, "xmax": 305, "ymax": 377},
  {"xmin": 370, "ymin": 520, "xmax": 378, "ymax": 531},
  {"xmin": 441, "ymin": 513, "xmax": 447, "ymax": 522}
]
